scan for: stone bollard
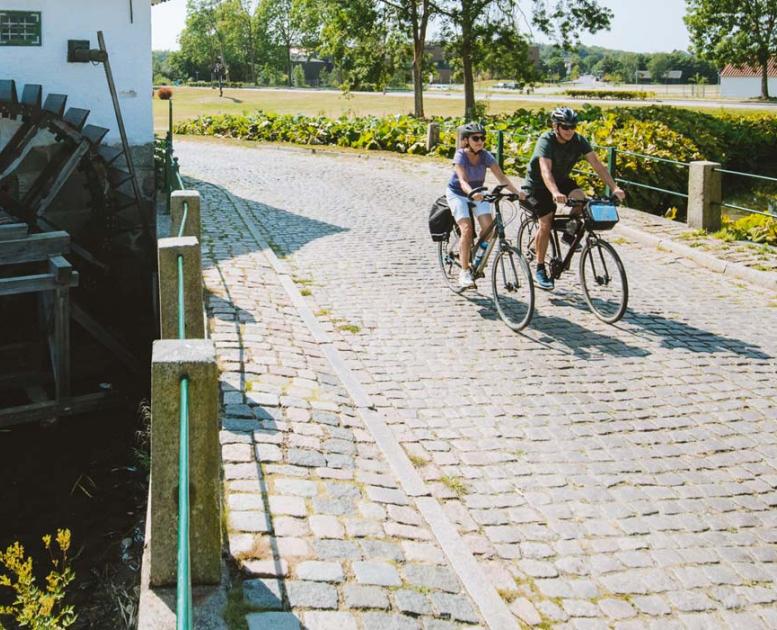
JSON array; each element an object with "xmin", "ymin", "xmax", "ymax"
[
  {"xmin": 426, "ymin": 122, "xmax": 440, "ymax": 152},
  {"xmin": 687, "ymin": 161, "xmax": 722, "ymax": 231},
  {"xmin": 150, "ymin": 339, "xmax": 220, "ymax": 586},
  {"xmin": 170, "ymin": 190, "xmax": 201, "ymax": 240},
  {"xmin": 157, "ymin": 236, "xmax": 205, "ymax": 339}
]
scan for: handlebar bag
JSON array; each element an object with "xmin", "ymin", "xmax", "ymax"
[
  {"xmin": 429, "ymin": 195, "xmax": 454, "ymax": 242},
  {"xmin": 586, "ymin": 203, "xmax": 619, "ymax": 231}
]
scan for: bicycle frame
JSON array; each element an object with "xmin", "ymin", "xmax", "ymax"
[
  {"xmin": 546, "ymin": 212, "xmax": 591, "ymax": 280},
  {"xmin": 468, "ymin": 198, "xmax": 513, "ymax": 277}
]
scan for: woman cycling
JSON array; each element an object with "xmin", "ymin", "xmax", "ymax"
[{"xmin": 447, "ymin": 122, "xmax": 522, "ymax": 290}]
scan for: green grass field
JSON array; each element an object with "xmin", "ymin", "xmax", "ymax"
[
  {"xmin": 154, "ymin": 86, "xmax": 777, "ymax": 132},
  {"xmin": 153, "ymin": 86, "xmax": 573, "ymax": 130}
]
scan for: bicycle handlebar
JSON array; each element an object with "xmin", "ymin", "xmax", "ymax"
[
  {"xmin": 467, "ymin": 184, "xmax": 521, "ymax": 203},
  {"xmin": 565, "ymin": 195, "xmax": 621, "ymax": 207}
]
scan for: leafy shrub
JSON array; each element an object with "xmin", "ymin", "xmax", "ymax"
[
  {"xmin": 565, "ymin": 89, "xmax": 655, "ymax": 100},
  {"xmin": 714, "ymin": 214, "xmax": 777, "ymax": 246},
  {"xmin": 174, "ymin": 105, "xmax": 777, "ymax": 231},
  {"xmin": 157, "ymin": 87, "xmax": 173, "ymax": 100},
  {"xmin": 0, "ymin": 530, "xmax": 76, "ymax": 629}
]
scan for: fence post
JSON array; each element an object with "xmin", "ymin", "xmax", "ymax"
[
  {"xmin": 149, "ymin": 339, "xmax": 220, "ymax": 586},
  {"xmin": 605, "ymin": 147, "xmax": 617, "ymax": 197},
  {"xmin": 426, "ymin": 122, "xmax": 440, "ymax": 152},
  {"xmin": 687, "ymin": 161, "xmax": 722, "ymax": 231},
  {"xmin": 157, "ymin": 237, "xmax": 205, "ymax": 339},
  {"xmin": 496, "ymin": 130, "xmax": 504, "ymax": 170},
  {"xmin": 170, "ymin": 191, "xmax": 201, "ymax": 240}
]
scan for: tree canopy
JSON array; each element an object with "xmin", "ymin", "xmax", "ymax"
[{"xmin": 685, "ymin": 0, "xmax": 777, "ymax": 98}]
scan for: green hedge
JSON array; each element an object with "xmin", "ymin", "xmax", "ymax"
[
  {"xmin": 564, "ymin": 89, "xmax": 656, "ymax": 100},
  {"xmin": 174, "ymin": 105, "xmax": 777, "ymax": 219}
]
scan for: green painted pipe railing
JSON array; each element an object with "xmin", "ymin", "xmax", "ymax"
[
  {"xmin": 713, "ymin": 168, "xmax": 777, "ymax": 218},
  {"xmin": 176, "ymin": 186, "xmax": 192, "ymax": 628}
]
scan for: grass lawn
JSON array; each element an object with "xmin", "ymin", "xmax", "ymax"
[
  {"xmin": 154, "ymin": 86, "xmax": 777, "ymax": 132},
  {"xmin": 153, "ymin": 86, "xmax": 562, "ymax": 131}
]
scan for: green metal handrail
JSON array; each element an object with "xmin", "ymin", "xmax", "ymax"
[
  {"xmin": 614, "ymin": 177, "xmax": 689, "ymax": 199},
  {"xmin": 173, "ymin": 122, "xmax": 192, "ymax": 627},
  {"xmin": 607, "ymin": 148, "xmax": 689, "ymax": 168},
  {"xmin": 176, "ymin": 376, "xmax": 192, "ymax": 630},
  {"xmin": 714, "ymin": 168, "xmax": 777, "ymax": 184},
  {"xmin": 719, "ymin": 202, "xmax": 777, "ymax": 219}
]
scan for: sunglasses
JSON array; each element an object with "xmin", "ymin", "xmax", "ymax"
[
  {"xmin": 558, "ymin": 124, "xmax": 576, "ymax": 131},
  {"xmin": 469, "ymin": 135, "xmax": 486, "ymax": 141}
]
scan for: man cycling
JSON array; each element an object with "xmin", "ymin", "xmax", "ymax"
[
  {"xmin": 447, "ymin": 122, "xmax": 522, "ymax": 289},
  {"xmin": 522, "ymin": 107, "xmax": 625, "ymax": 290}
]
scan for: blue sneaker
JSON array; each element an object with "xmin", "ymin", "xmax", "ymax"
[{"xmin": 535, "ymin": 267, "xmax": 554, "ymax": 291}]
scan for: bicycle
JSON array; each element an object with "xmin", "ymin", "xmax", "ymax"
[
  {"xmin": 516, "ymin": 195, "xmax": 629, "ymax": 323},
  {"xmin": 438, "ymin": 185, "xmax": 535, "ymax": 331}
]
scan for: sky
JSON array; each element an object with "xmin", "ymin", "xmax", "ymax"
[{"xmin": 151, "ymin": 0, "xmax": 692, "ymax": 54}]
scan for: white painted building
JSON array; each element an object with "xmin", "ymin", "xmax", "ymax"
[
  {"xmin": 720, "ymin": 60, "xmax": 777, "ymax": 98},
  {"xmin": 0, "ymin": 0, "xmax": 162, "ymax": 146}
]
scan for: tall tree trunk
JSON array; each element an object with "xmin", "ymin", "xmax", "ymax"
[
  {"xmin": 412, "ymin": 53, "xmax": 425, "ymax": 118},
  {"xmin": 762, "ymin": 61, "xmax": 770, "ymax": 99},
  {"xmin": 462, "ymin": 33, "xmax": 475, "ymax": 119},
  {"xmin": 287, "ymin": 45, "xmax": 293, "ymax": 87}
]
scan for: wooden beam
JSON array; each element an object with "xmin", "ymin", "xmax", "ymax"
[
  {"xmin": 0, "ymin": 271, "xmax": 79, "ymax": 297},
  {"xmin": 0, "ymin": 231, "xmax": 69, "ymax": 265},
  {"xmin": 0, "ymin": 223, "xmax": 28, "ymax": 241},
  {"xmin": 0, "ymin": 391, "xmax": 120, "ymax": 428}
]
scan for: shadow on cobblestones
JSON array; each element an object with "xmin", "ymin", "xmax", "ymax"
[
  {"xmin": 189, "ymin": 178, "xmax": 349, "ymax": 259},
  {"xmin": 623, "ymin": 312, "xmax": 773, "ymax": 360},
  {"xmin": 547, "ymin": 294, "xmax": 773, "ymax": 360},
  {"xmin": 465, "ymin": 292, "xmax": 651, "ymax": 359}
]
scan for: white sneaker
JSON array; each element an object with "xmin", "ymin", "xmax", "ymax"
[{"xmin": 458, "ymin": 268, "xmax": 475, "ymax": 289}]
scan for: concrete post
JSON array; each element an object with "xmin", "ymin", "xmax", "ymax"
[
  {"xmin": 687, "ymin": 161, "xmax": 722, "ymax": 231},
  {"xmin": 171, "ymin": 190, "xmax": 201, "ymax": 240},
  {"xmin": 157, "ymin": 237, "xmax": 205, "ymax": 339},
  {"xmin": 150, "ymin": 339, "xmax": 220, "ymax": 586},
  {"xmin": 426, "ymin": 122, "xmax": 440, "ymax": 152}
]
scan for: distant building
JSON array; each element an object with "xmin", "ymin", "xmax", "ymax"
[
  {"xmin": 720, "ymin": 60, "xmax": 777, "ymax": 98},
  {"xmin": 290, "ymin": 48, "xmax": 332, "ymax": 86},
  {"xmin": 425, "ymin": 44, "xmax": 452, "ymax": 84}
]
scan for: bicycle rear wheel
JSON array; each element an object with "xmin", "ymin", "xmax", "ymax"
[
  {"xmin": 491, "ymin": 246, "xmax": 534, "ymax": 331},
  {"xmin": 579, "ymin": 239, "xmax": 628, "ymax": 323},
  {"xmin": 438, "ymin": 227, "xmax": 465, "ymax": 293}
]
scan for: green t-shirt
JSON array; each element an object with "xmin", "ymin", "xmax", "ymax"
[{"xmin": 523, "ymin": 130, "xmax": 593, "ymax": 191}]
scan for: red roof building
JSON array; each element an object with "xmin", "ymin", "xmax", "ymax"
[{"xmin": 719, "ymin": 59, "xmax": 777, "ymax": 98}]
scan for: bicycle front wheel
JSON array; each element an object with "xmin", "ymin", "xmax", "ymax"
[
  {"xmin": 491, "ymin": 246, "xmax": 534, "ymax": 331},
  {"xmin": 579, "ymin": 240, "xmax": 628, "ymax": 323},
  {"xmin": 517, "ymin": 215, "xmax": 558, "ymax": 264},
  {"xmin": 438, "ymin": 228, "xmax": 465, "ymax": 293}
]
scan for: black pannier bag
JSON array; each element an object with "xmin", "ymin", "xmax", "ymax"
[{"xmin": 429, "ymin": 195, "xmax": 454, "ymax": 241}]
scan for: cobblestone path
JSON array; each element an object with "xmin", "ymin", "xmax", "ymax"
[{"xmin": 180, "ymin": 140, "xmax": 777, "ymax": 629}]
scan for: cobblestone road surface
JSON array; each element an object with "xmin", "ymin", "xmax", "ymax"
[{"xmin": 179, "ymin": 140, "xmax": 777, "ymax": 629}]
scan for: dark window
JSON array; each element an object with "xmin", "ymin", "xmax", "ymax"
[{"xmin": 0, "ymin": 10, "xmax": 42, "ymax": 46}]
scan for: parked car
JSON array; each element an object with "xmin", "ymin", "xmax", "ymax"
[{"xmin": 493, "ymin": 81, "xmax": 522, "ymax": 89}]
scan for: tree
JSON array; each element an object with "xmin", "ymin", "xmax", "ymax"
[
  {"xmin": 312, "ymin": 0, "xmax": 408, "ymax": 92},
  {"xmin": 438, "ymin": 0, "xmax": 613, "ymax": 119},
  {"xmin": 378, "ymin": 0, "xmax": 435, "ymax": 117},
  {"xmin": 648, "ymin": 52, "xmax": 672, "ymax": 83},
  {"xmin": 259, "ymin": 0, "xmax": 314, "ymax": 86},
  {"xmin": 685, "ymin": 0, "xmax": 777, "ymax": 99}
]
